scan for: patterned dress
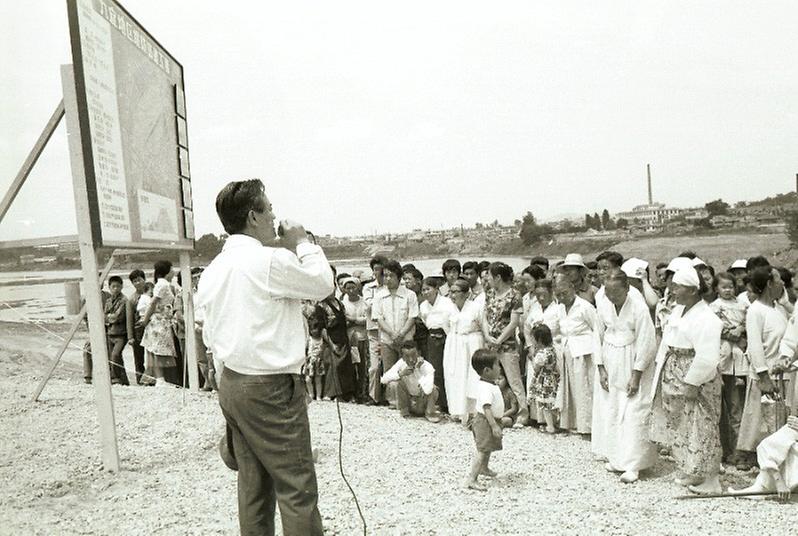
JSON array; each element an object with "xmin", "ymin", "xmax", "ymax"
[
  {"xmin": 649, "ymin": 301, "xmax": 723, "ymax": 478},
  {"xmin": 141, "ymin": 279, "xmax": 176, "ymax": 366},
  {"xmin": 529, "ymin": 346, "xmax": 559, "ymax": 409}
]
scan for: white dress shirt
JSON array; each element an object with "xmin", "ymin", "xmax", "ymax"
[
  {"xmin": 195, "ymin": 234, "xmax": 333, "ymax": 375},
  {"xmin": 557, "ymin": 296, "xmax": 602, "ymax": 358},
  {"xmin": 380, "ymin": 358, "xmax": 435, "ymax": 396}
]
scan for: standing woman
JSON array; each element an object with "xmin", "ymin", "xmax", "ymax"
[
  {"xmin": 737, "ymin": 266, "xmax": 790, "ymax": 453},
  {"xmin": 315, "ymin": 267, "xmax": 357, "ymax": 401},
  {"xmin": 649, "ymin": 267, "xmax": 724, "ymax": 494},
  {"xmin": 443, "ymin": 278, "xmax": 485, "ymax": 421},
  {"xmin": 554, "ymin": 276, "xmax": 602, "ymax": 435},
  {"xmin": 141, "ymin": 260, "xmax": 178, "ymax": 386},
  {"xmin": 420, "ymin": 277, "xmax": 457, "ymax": 414},
  {"xmin": 523, "ymin": 278, "xmax": 562, "ymax": 424},
  {"xmin": 482, "ymin": 262, "xmax": 529, "ymax": 425}
]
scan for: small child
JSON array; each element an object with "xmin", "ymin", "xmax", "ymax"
[
  {"xmin": 497, "ymin": 371, "xmax": 519, "ymax": 428},
  {"xmin": 710, "ymin": 272, "xmax": 750, "ymax": 467},
  {"xmin": 304, "ymin": 319, "xmax": 326, "ymax": 400},
  {"xmin": 137, "ymin": 282, "xmax": 154, "ymax": 317},
  {"xmin": 465, "ymin": 349, "xmax": 504, "ymax": 491},
  {"xmin": 528, "ymin": 323, "xmax": 559, "ymax": 434}
]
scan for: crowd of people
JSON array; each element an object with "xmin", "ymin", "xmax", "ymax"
[
  {"xmin": 82, "ymin": 262, "xmax": 216, "ymax": 392},
  {"xmin": 83, "ymin": 248, "xmax": 798, "ymax": 498},
  {"xmin": 299, "ymin": 252, "xmax": 797, "ymax": 496}
]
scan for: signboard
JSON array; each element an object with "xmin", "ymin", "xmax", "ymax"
[{"xmin": 66, "ymin": 0, "xmax": 194, "ymax": 250}]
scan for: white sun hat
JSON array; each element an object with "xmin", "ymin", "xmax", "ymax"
[
  {"xmin": 621, "ymin": 258, "xmax": 649, "ymax": 280},
  {"xmin": 729, "ymin": 259, "xmax": 748, "ymax": 270},
  {"xmin": 666, "ymin": 257, "xmax": 694, "ymax": 273},
  {"xmin": 561, "ymin": 253, "xmax": 587, "ymax": 269}
]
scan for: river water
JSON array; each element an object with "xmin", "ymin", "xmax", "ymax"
[{"xmin": 0, "ymin": 256, "xmax": 533, "ymax": 321}]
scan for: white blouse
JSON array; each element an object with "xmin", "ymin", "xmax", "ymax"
[
  {"xmin": 746, "ymin": 300, "xmax": 788, "ymax": 375},
  {"xmin": 557, "ymin": 296, "xmax": 601, "ymax": 357},
  {"xmin": 661, "ymin": 300, "xmax": 722, "ymax": 386},
  {"xmin": 595, "ymin": 292, "xmax": 656, "ymax": 372},
  {"xmin": 420, "ymin": 294, "xmax": 458, "ymax": 333}
]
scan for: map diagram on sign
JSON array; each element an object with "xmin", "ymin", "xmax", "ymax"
[{"xmin": 70, "ymin": 0, "xmax": 193, "ymax": 249}]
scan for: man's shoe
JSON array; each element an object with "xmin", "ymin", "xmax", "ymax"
[
  {"xmin": 84, "ymin": 378, "xmax": 92, "ymax": 384},
  {"xmin": 425, "ymin": 413, "xmax": 441, "ymax": 423},
  {"xmin": 620, "ymin": 471, "xmax": 639, "ymax": 484}
]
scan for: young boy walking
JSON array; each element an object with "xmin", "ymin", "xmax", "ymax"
[{"xmin": 465, "ymin": 349, "xmax": 504, "ymax": 491}]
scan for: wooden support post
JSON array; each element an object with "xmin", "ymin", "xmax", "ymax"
[
  {"xmin": 180, "ymin": 251, "xmax": 199, "ymax": 392},
  {"xmin": 31, "ymin": 255, "xmax": 116, "ymax": 402},
  {"xmin": 62, "ymin": 64, "xmax": 120, "ymax": 472},
  {"xmin": 0, "ymin": 100, "xmax": 65, "ymax": 225}
]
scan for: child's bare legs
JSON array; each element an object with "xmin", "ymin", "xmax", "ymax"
[
  {"xmin": 314, "ymin": 375, "xmax": 324, "ymax": 400},
  {"xmin": 542, "ymin": 409, "xmax": 556, "ymax": 433},
  {"xmin": 480, "ymin": 452, "xmax": 497, "ymax": 478},
  {"xmin": 465, "ymin": 451, "xmax": 490, "ymax": 490},
  {"xmin": 500, "ymin": 416, "xmax": 514, "ymax": 428}
]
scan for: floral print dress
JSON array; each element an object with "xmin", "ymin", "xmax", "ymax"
[{"xmin": 141, "ymin": 279, "xmax": 176, "ymax": 366}]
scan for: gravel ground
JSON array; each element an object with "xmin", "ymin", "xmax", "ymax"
[{"xmin": 0, "ymin": 321, "xmax": 795, "ymax": 535}]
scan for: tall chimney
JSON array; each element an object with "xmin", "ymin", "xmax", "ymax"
[
  {"xmin": 647, "ymin": 164, "xmax": 653, "ymax": 205},
  {"xmin": 795, "ymin": 173, "xmax": 797, "ymax": 194}
]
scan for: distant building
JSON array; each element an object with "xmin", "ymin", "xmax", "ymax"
[{"xmin": 616, "ymin": 203, "xmax": 685, "ymax": 232}]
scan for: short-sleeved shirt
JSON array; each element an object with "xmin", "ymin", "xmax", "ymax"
[
  {"xmin": 484, "ymin": 287, "xmax": 523, "ymax": 351},
  {"xmin": 475, "ymin": 379, "xmax": 505, "ymax": 416},
  {"xmin": 371, "ymin": 285, "xmax": 419, "ymax": 342}
]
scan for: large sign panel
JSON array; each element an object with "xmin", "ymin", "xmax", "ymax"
[{"xmin": 67, "ymin": 0, "xmax": 194, "ymax": 250}]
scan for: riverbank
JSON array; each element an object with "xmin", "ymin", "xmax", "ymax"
[{"xmin": 1, "ymin": 320, "xmax": 795, "ymax": 535}]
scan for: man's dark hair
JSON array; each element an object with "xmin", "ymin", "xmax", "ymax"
[
  {"xmin": 384, "ymin": 260, "xmax": 403, "ymax": 280},
  {"xmin": 442, "ymin": 259, "xmax": 461, "ymax": 275},
  {"xmin": 522, "ymin": 264, "xmax": 547, "ymax": 280},
  {"xmin": 489, "ymin": 262, "xmax": 514, "ymax": 283},
  {"xmin": 585, "ymin": 261, "xmax": 598, "ymax": 270},
  {"xmin": 402, "ymin": 263, "xmax": 417, "ymax": 272},
  {"xmin": 336, "ymin": 272, "xmax": 350, "ymax": 282},
  {"xmin": 369, "ymin": 255, "xmax": 389, "ymax": 270},
  {"xmin": 748, "ymin": 266, "xmax": 773, "ymax": 295},
  {"xmin": 108, "ymin": 275, "xmax": 123, "ymax": 286},
  {"xmin": 462, "ymin": 261, "xmax": 479, "ymax": 273},
  {"xmin": 529, "ymin": 256, "xmax": 549, "ymax": 270},
  {"xmin": 400, "ymin": 340, "xmax": 417, "ymax": 351},
  {"xmin": 471, "ymin": 348, "xmax": 498, "ymax": 375},
  {"xmin": 746, "ymin": 256, "xmax": 770, "ymax": 273},
  {"xmin": 777, "ymin": 267, "xmax": 794, "ymax": 290},
  {"xmin": 478, "ymin": 261, "xmax": 491, "ymax": 273},
  {"xmin": 656, "ymin": 262, "xmax": 668, "ymax": 270},
  {"xmin": 153, "ymin": 260, "xmax": 173, "ymax": 281},
  {"xmin": 678, "ymin": 250, "xmax": 698, "ymax": 260},
  {"xmin": 128, "ymin": 269, "xmax": 145, "ymax": 282},
  {"xmin": 422, "ymin": 277, "xmax": 441, "ymax": 289},
  {"xmin": 404, "ymin": 267, "xmax": 424, "ymax": 281},
  {"xmin": 215, "ymin": 179, "xmax": 268, "ymax": 235},
  {"xmin": 595, "ymin": 251, "xmax": 624, "ymax": 268}
]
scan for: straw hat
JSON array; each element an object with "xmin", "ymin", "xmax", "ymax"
[{"xmin": 561, "ymin": 253, "xmax": 587, "ymax": 269}]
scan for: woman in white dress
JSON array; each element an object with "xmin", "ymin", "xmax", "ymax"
[
  {"xmin": 554, "ymin": 275, "xmax": 602, "ymax": 435},
  {"xmin": 523, "ymin": 279, "xmax": 561, "ymax": 423},
  {"xmin": 737, "ymin": 266, "xmax": 791, "ymax": 452},
  {"xmin": 649, "ymin": 266, "xmax": 724, "ymax": 494},
  {"xmin": 443, "ymin": 278, "xmax": 485, "ymax": 421}
]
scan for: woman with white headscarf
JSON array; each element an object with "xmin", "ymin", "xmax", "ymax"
[{"xmin": 649, "ymin": 266, "xmax": 724, "ymax": 494}]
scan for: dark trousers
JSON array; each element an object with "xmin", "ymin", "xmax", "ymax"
[
  {"xmin": 397, "ymin": 382, "xmax": 438, "ymax": 416},
  {"xmin": 353, "ymin": 339, "xmax": 370, "ymax": 401},
  {"xmin": 219, "ymin": 369, "xmax": 323, "ymax": 536},
  {"xmin": 132, "ymin": 330, "xmax": 145, "ymax": 384},
  {"xmin": 107, "ymin": 335, "xmax": 129, "ymax": 385},
  {"xmin": 426, "ymin": 331, "xmax": 448, "ymax": 413},
  {"xmin": 720, "ymin": 374, "xmax": 747, "ymax": 459}
]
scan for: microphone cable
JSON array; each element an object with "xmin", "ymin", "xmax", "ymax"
[{"xmin": 335, "ymin": 398, "xmax": 367, "ymax": 535}]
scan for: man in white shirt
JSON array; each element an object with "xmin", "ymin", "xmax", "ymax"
[
  {"xmin": 196, "ymin": 179, "xmax": 332, "ymax": 536},
  {"xmin": 372, "ymin": 260, "xmax": 420, "ymax": 406},
  {"xmin": 380, "ymin": 341, "xmax": 441, "ymax": 422},
  {"xmin": 362, "ymin": 255, "xmax": 388, "ymax": 404}
]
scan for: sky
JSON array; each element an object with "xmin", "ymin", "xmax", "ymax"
[{"xmin": 2, "ymin": 1, "xmax": 798, "ymax": 242}]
